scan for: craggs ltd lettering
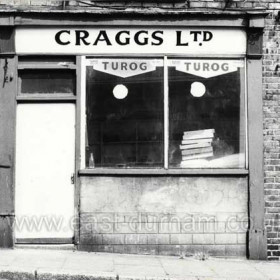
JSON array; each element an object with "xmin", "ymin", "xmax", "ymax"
[{"xmin": 55, "ymin": 30, "xmax": 213, "ymax": 47}]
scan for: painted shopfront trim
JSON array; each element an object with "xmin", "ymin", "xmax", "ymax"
[
  {"xmin": 79, "ymin": 169, "xmax": 249, "ymax": 176},
  {"xmin": 15, "ymin": 27, "xmax": 246, "ymax": 56},
  {"xmin": 247, "ymin": 58, "xmax": 267, "ymax": 260}
]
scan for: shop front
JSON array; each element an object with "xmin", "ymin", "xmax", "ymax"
[{"xmin": 0, "ymin": 11, "xmax": 267, "ymax": 259}]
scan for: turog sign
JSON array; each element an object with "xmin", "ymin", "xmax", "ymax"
[
  {"xmin": 15, "ymin": 27, "xmax": 246, "ymax": 55},
  {"xmin": 86, "ymin": 58, "xmax": 244, "ymax": 78},
  {"xmin": 87, "ymin": 59, "xmax": 163, "ymax": 78},
  {"xmin": 170, "ymin": 59, "xmax": 244, "ymax": 78}
]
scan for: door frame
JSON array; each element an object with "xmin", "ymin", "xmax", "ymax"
[{"xmin": 14, "ymin": 55, "xmax": 81, "ymax": 245}]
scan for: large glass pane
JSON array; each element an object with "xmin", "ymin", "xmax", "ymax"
[
  {"xmin": 86, "ymin": 58, "xmax": 164, "ymax": 168},
  {"xmin": 168, "ymin": 59, "xmax": 245, "ymax": 168}
]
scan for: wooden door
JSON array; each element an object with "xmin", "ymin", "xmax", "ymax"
[{"xmin": 15, "ymin": 103, "xmax": 75, "ymax": 243}]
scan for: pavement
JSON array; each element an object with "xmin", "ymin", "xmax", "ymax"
[{"xmin": 0, "ymin": 247, "xmax": 279, "ymax": 280}]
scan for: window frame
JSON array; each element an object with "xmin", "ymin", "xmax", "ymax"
[
  {"xmin": 17, "ymin": 56, "xmax": 77, "ymax": 102},
  {"xmin": 80, "ymin": 55, "xmax": 248, "ymax": 172}
]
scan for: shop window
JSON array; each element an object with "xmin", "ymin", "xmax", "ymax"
[
  {"xmin": 168, "ymin": 59, "xmax": 245, "ymax": 169},
  {"xmin": 86, "ymin": 59, "xmax": 164, "ymax": 168},
  {"xmin": 19, "ymin": 69, "xmax": 76, "ymax": 95},
  {"xmin": 85, "ymin": 58, "xmax": 246, "ymax": 169}
]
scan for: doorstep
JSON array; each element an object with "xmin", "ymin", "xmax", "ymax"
[{"xmin": 14, "ymin": 244, "xmax": 76, "ymax": 251}]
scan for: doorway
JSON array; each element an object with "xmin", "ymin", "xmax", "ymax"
[{"xmin": 15, "ymin": 103, "xmax": 75, "ymax": 243}]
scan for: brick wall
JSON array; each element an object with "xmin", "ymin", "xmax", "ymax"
[
  {"xmin": 263, "ymin": 8, "xmax": 280, "ymax": 261},
  {"xmin": 0, "ymin": 0, "xmax": 274, "ymax": 10},
  {"xmin": 0, "ymin": 0, "xmax": 280, "ymax": 259}
]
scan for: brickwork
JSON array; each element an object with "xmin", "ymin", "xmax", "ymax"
[
  {"xmin": 0, "ymin": 0, "xmax": 280, "ymax": 259},
  {"xmin": 78, "ymin": 212, "xmax": 248, "ymax": 256},
  {"xmin": 263, "ymin": 8, "xmax": 280, "ymax": 261},
  {"xmin": 0, "ymin": 0, "xmax": 274, "ymax": 10}
]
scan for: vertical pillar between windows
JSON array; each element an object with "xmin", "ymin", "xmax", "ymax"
[
  {"xmin": 247, "ymin": 22, "xmax": 267, "ymax": 260},
  {"xmin": 164, "ymin": 56, "xmax": 169, "ymax": 169}
]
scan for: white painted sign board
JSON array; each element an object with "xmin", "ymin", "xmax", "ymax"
[
  {"xmin": 15, "ymin": 27, "xmax": 247, "ymax": 56},
  {"xmin": 170, "ymin": 59, "xmax": 244, "ymax": 78},
  {"xmin": 88, "ymin": 58, "xmax": 163, "ymax": 78},
  {"xmin": 86, "ymin": 58, "xmax": 244, "ymax": 78}
]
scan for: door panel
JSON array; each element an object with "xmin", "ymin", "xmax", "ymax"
[{"xmin": 15, "ymin": 103, "xmax": 75, "ymax": 241}]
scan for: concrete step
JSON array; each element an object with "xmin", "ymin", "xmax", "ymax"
[{"xmin": 14, "ymin": 244, "xmax": 76, "ymax": 251}]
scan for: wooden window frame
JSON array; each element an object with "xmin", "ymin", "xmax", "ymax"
[
  {"xmin": 17, "ymin": 56, "xmax": 77, "ymax": 102},
  {"xmin": 80, "ymin": 56, "xmax": 247, "ymax": 173}
]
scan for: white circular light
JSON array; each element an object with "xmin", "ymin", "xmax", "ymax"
[
  {"xmin": 190, "ymin": 82, "xmax": 206, "ymax": 97},
  {"xmin": 113, "ymin": 84, "xmax": 128, "ymax": 99}
]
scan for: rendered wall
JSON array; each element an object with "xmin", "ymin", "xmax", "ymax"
[{"xmin": 79, "ymin": 176, "xmax": 248, "ymax": 256}]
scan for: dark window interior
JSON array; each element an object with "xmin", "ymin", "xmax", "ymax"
[
  {"xmin": 86, "ymin": 62, "xmax": 164, "ymax": 168},
  {"xmin": 168, "ymin": 65, "xmax": 245, "ymax": 168},
  {"xmin": 19, "ymin": 69, "xmax": 76, "ymax": 94}
]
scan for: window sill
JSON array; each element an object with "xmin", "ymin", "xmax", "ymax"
[
  {"xmin": 78, "ymin": 168, "xmax": 249, "ymax": 176},
  {"xmin": 18, "ymin": 64, "xmax": 76, "ymax": 70},
  {"xmin": 17, "ymin": 95, "xmax": 77, "ymax": 102}
]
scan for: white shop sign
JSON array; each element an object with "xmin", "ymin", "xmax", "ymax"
[
  {"xmin": 170, "ymin": 59, "xmax": 244, "ymax": 78},
  {"xmin": 15, "ymin": 27, "xmax": 246, "ymax": 55},
  {"xmin": 87, "ymin": 58, "xmax": 243, "ymax": 78},
  {"xmin": 88, "ymin": 59, "xmax": 163, "ymax": 78}
]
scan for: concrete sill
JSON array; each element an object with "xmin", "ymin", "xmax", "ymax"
[{"xmin": 78, "ymin": 168, "xmax": 249, "ymax": 176}]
